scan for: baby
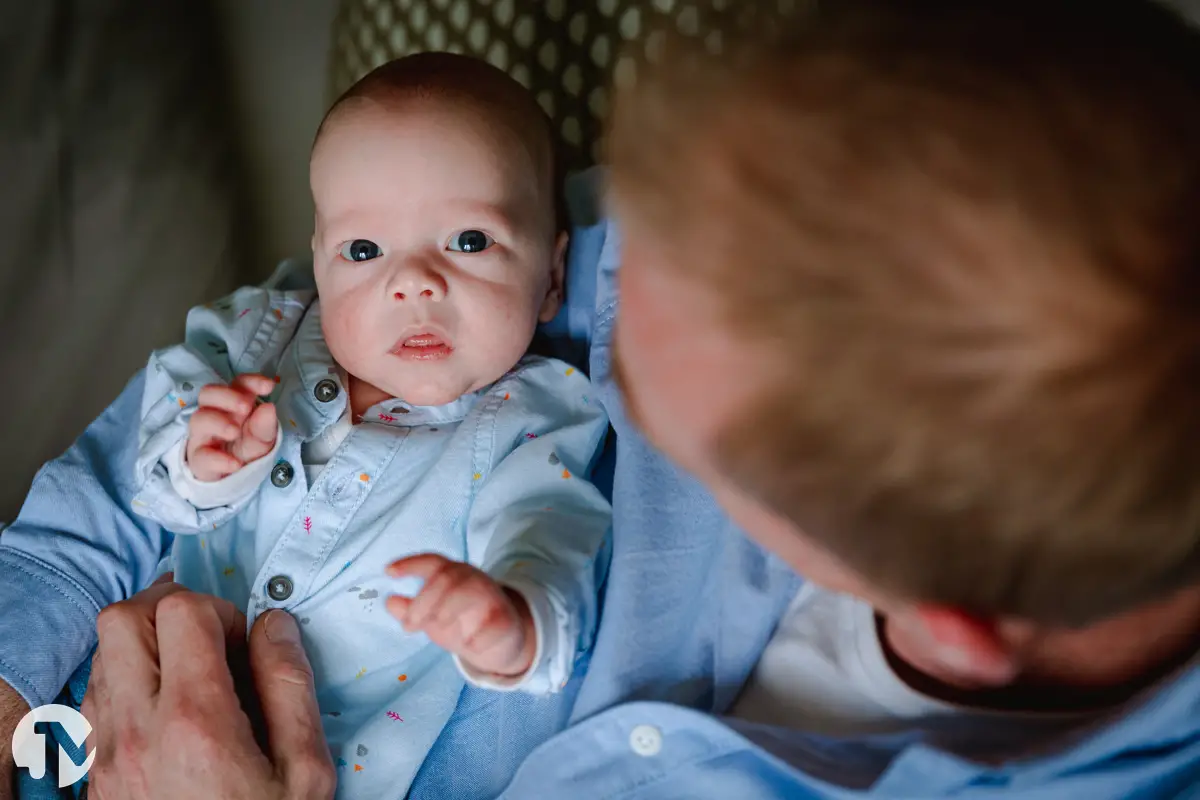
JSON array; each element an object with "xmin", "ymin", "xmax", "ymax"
[{"xmin": 130, "ymin": 53, "xmax": 611, "ymax": 798}]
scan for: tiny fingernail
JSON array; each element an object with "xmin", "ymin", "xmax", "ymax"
[{"xmin": 264, "ymin": 610, "xmax": 301, "ymax": 644}]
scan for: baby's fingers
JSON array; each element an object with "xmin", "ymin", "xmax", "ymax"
[
  {"xmin": 188, "ymin": 407, "xmax": 241, "ymax": 445},
  {"xmin": 231, "ymin": 373, "xmax": 276, "ymax": 398},
  {"xmin": 230, "ymin": 402, "xmax": 278, "ymax": 464},
  {"xmin": 189, "ymin": 445, "xmax": 243, "ymax": 482},
  {"xmin": 197, "ymin": 384, "xmax": 257, "ymax": 424}
]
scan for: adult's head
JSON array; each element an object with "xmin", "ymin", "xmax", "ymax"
[{"xmin": 610, "ymin": 0, "xmax": 1200, "ymax": 689}]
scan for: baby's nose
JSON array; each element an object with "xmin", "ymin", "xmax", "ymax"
[
  {"xmin": 394, "ymin": 283, "xmax": 444, "ymax": 301},
  {"xmin": 392, "ymin": 262, "xmax": 447, "ymax": 302}
]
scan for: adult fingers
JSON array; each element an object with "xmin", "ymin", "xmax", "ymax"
[
  {"xmin": 93, "ymin": 581, "xmax": 194, "ymax": 707},
  {"xmin": 80, "ymin": 651, "xmax": 108, "ymax": 768},
  {"xmin": 155, "ymin": 592, "xmax": 247, "ymax": 703},
  {"xmin": 248, "ymin": 611, "xmax": 335, "ymax": 799}
]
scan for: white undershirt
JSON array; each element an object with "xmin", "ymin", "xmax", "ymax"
[
  {"xmin": 730, "ymin": 584, "xmax": 954, "ymax": 736},
  {"xmin": 728, "ymin": 584, "xmax": 1090, "ymax": 765}
]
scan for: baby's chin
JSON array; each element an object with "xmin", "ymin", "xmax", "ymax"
[{"xmin": 377, "ymin": 367, "xmax": 497, "ymax": 408}]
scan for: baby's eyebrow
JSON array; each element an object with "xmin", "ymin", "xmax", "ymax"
[{"xmin": 451, "ymin": 201, "xmax": 520, "ymax": 234}]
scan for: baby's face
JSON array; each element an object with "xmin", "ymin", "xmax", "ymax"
[{"xmin": 310, "ymin": 98, "xmax": 564, "ymax": 406}]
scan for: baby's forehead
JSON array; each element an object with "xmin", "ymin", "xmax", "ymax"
[
  {"xmin": 319, "ymin": 54, "xmax": 552, "ymax": 160},
  {"xmin": 313, "ymin": 54, "xmax": 556, "ymax": 226}
]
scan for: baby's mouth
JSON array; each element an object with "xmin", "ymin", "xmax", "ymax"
[{"xmin": 390, "ymin": 333, "xmax": 454, "ymax": 361}]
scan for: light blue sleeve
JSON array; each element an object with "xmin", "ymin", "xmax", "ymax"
[
  {"xmin": 463, "ymin": 357, "xmax": 612, "ymax": 696},
  {"xmin": 131, "ymin": 286, "xmax": 309, "ymax": 534},
  {"xmin": 0, "ymin": 372, "xmax": 172, "ymax": 709}
]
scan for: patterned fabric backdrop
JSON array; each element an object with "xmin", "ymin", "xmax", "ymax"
[{"xmin": 329, "ymin": 0, "xmax": 816, "ymax": 172}]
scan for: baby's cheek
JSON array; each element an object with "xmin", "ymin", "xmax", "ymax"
[
  {"xmin": 321, "ymin": 296, "xmax": 370, "ymax": 367},
  {"xmin": 465, "ymin": 290, "xmax": 537, "ymax": 364}
]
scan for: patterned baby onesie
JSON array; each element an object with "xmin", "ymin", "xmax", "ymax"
[{"xmin": 130, "ymin": 282, "xmax": 612, "ymax": 799}]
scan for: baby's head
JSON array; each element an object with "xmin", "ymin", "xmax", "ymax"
[
  {"xmin": 611, "ymin": 0, "xmax": 1200, "ymax": 635},
  {"xmin": 310, "ymin": 52, "xmax": 565, "ymax": 406}
]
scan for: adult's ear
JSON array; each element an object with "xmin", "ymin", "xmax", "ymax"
[{"xmin": 898, "ymin": 605, "xmax": 1022, "ymax": 688}]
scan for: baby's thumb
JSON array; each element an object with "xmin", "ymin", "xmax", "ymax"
[
  {"xmin": 247, "ymin": 402, "xmax": 278, "ymax": 442},
  {"xmin": 232, "ymin": 403, "xmax": 278, "ymax": 464}
]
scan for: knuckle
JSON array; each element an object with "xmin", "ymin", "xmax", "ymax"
[
  {"xmin": 269, "ymin": 658, "xmax": 316, "ymax": 688},
  {"xmin": 292, "ymin": 758, "xmax": 337, "ymax": 800},
  {"xmin": 156, "ymin": 591, "xmax": 210, "ymax": 626},
  {"xmin": 96, "ymin": 603, "xmax": 138, "ymax": 636}
]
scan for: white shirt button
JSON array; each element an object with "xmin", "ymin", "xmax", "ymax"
[{"xmin": 629, "ymin": 724, "xmax": 663, "ymax": 757}]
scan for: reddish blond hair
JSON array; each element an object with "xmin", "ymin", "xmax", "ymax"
[{"xmin": 610, "ymin": 0, "xmax": 1200, "ymax": 625}]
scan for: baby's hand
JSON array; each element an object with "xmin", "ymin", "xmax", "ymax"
[
  {"xmin": 385, "ymin": 554, "xmax": 536, "ymax": 679},
  {"xmin": 185, "ymin": 373, "xmax": 278, "ymax": 482}
]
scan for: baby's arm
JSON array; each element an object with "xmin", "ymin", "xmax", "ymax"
[
  {"xmin": 132, "ymin": 287, "xmax": 302, "ymax": 533},
  {"xmin": 389, "ymin": 357, "xmax": 612, "ymax": 692}
]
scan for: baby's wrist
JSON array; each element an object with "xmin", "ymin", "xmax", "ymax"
[
  {"xmin": 460, "ymin": 587, "xmax": 536, "ymax": 678},
  {"xmin": 496, "ymin": 586, "xmax": 537, "ymax": 676}
]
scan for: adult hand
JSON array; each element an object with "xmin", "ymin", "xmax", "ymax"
[
  {"xmin": 82, "ymin": 579, "xmax": 334, "ymax": 800},
  {"xmin": 0, "ymin": 678, "xmax": 30, "ymax": 800}
]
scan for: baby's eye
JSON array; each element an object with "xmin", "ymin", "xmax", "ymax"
[
  {"xmin": 339, "ymin": 240, "xmax": 383, "ymax": 262},
  {"xmin": 446, "ymin": 230, "xmax": 494, "ymax": 254}
]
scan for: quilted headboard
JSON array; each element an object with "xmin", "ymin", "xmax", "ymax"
[{"xmin": 329, "ymin": 0, "xmax": 816, "ymax": 173}]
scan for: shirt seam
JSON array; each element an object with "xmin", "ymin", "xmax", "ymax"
[{"xmin": 0, "ymin": 547, "xmax": 102, "ymax": 619}]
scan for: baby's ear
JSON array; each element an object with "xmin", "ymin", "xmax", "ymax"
[{"xmin": 538, "ymin": 231, "xmax": 569, "ymax": 323}]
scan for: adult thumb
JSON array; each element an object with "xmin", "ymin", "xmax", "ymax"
[{"xmin": 248, "ymin": 610, "xmax": 336, "ymax": 799}]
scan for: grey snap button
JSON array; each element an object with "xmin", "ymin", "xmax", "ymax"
[
  {"xmin": 314, "ymin": 379, "xmax": 340, "ymax": 403},
  {"xmin": 270, "ymin": 461, "xmax": 294, "ymax": 488},
  {"xmin": 267, "ymin": 575, "xmax": 293, "ymax": 601}
]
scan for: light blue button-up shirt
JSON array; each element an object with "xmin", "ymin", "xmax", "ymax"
[
  {"xmin": 127, "ymin": 282, "xmax": 610, "ymax": 799},
  {"xmin": 4, "ymin": 169, "xmax": 1200, "ymax": 799}
]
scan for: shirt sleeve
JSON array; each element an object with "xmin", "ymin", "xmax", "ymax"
[
  {"xmin": 461, "ymin": 357, "xmax": 612, "ymax": 695},
  {"xmin": 131, "ymin": 286, "xmax": 308, "ymax": 533},
  {"xmin": 0, "ymin": 371, "xmax": 173, "ymax": 709},
  {"xmin": 163, "ymin": 425, "xmax": 281, "ymax": 510}
]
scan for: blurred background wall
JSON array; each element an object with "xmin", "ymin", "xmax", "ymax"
[
  {"xmin": 0, "ymin": 0, "xmax": 337, "ymax": 520},
  {"xmin": 215, "ymin": 0, "xmax": 339, "ymax": 275}
]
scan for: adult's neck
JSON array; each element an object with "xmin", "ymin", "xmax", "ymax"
[{"xmin": 882, "ymin": 584, "xmax": 1200, "ymax": 712}]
